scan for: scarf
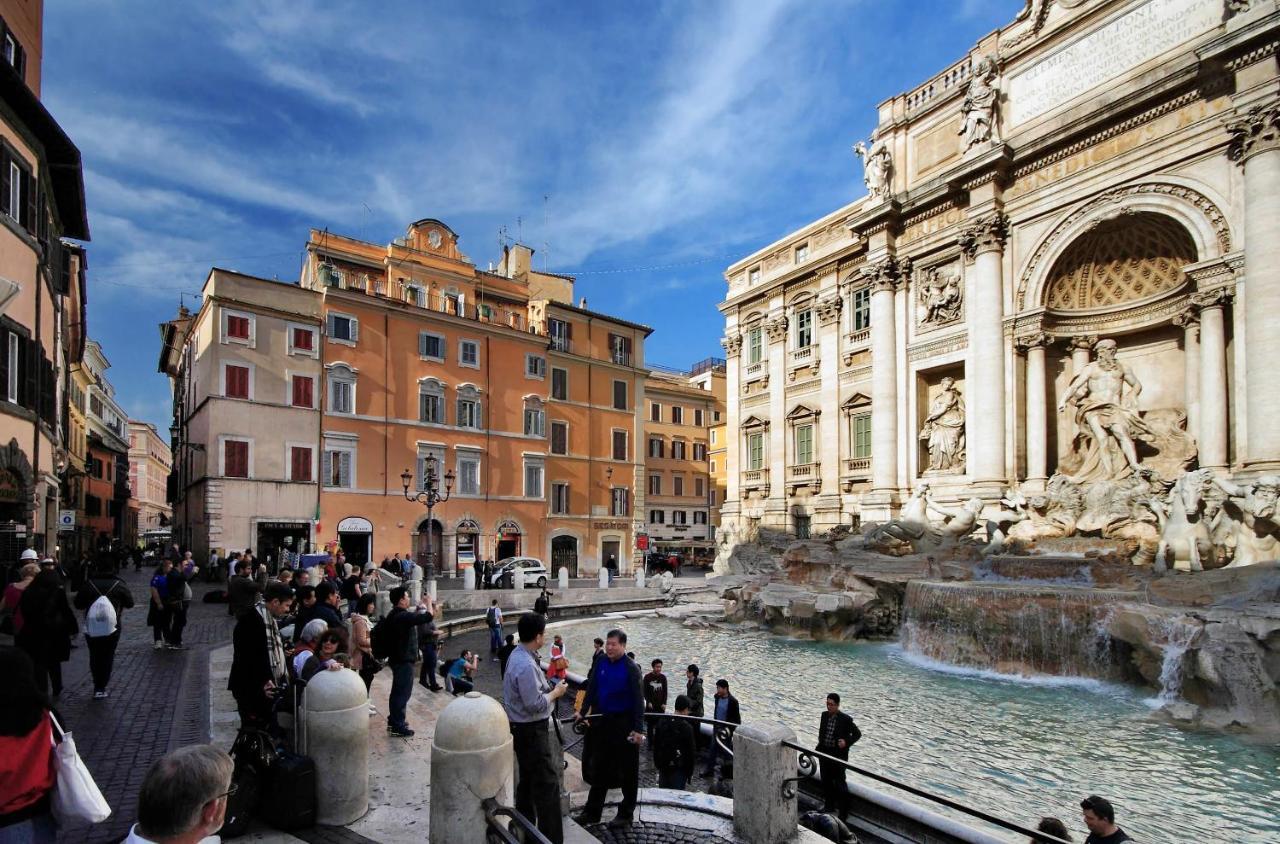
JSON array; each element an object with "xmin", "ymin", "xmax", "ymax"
[{"xmin": 256, "ymin": 600, "xmax": 287, "ymax": 684}]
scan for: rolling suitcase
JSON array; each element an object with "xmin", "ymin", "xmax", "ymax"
[{"xmin": 258, "ymin": 679, "xmax": 317, "ymax": 831}]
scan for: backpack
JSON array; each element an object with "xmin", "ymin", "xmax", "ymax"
[
  {"xmin": 438, "ymin": 657, "xmax": 458, "ymax": 679},
  {"xmin": 86, "ymin": 589, "xmax": 118, "ymax": 637},
  {"xmin": 485, "ymin": 606, "xmax": 499, "ymax": 629},
  {"xmin": 370, "ymin": 618, "xmax": 394, "ymax": 661},
  {"xmin": 653, "ymin": 719, "xmax": 686, "ymax": 770}
]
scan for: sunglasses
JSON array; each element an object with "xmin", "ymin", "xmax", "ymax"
[{"xmin": 215, "ymin": 782, "xmax": 239, "ymax": 801}]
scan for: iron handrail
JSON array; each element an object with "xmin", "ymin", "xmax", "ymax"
[
  {"xmin": 482, "ymin": 797, "xmax": 552, "ymax": 844},
  {"xmin": 559, "ymin": 711, "xmax": 738, "ymax": 758},
  {"xmin": 782, "ymin": 742, "xmax": 1071, "ymax": 844}
]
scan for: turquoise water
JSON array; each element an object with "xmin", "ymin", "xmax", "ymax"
[{"xmin": 552, "ymin": 616, "xmax": 1280, "ymax": 842}]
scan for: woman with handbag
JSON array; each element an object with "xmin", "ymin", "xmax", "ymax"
[
  {"xmin": 350, "ymin": 594, "xmax": 380, "ymax": 713},
  {"xmin": 15, "ymin": 572, "xmax": 77, "ymax": 697},
  {"xmin": 0, "ymin": 646, "xmax": 59, "ymax": 842}
]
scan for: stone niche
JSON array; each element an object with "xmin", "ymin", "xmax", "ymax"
[{"xmin": 916, "ymin": 365, "xmax": 967, "ymax": 477}]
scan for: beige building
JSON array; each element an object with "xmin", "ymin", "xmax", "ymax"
[
  {"xmin": 643, "ymin": 358, "xmax": 725, "ymax": 558},
  {"xmin": 719, "ymin": 0, "xmax": 1280, "ymax": 541},
  {"xmin": 127, "ymin": 420, "xmax": 171, "ymax": 535},
  {"xmin": 160, "ymin": 269, "xmax": 323, "ymax": 562}
]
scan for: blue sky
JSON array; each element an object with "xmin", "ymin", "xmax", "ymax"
[{"xmin": 42, "ymin": 0, "xmax": 1014, "ymax": 430}]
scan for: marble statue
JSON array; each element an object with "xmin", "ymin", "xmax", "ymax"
[
  {"xmin": 919, "ymin": 266, "xmax": 962, "ymax": 324},
  {"xmin": 853, "ymin": 139, "xmax": 892, "ymax": 200},
  {"xmin": 864, "ymin": 483, "xmax": 933, "ymax": 553},
  {"xmin": 926, "ymin": 493, "xmax": 984, "ymax": 541},
  {"xmin": 1211, "ymin": 474, "xmax": 1280, "ymax": 567},
  {"xmin": 1155, "ymin": 469, "xmax": 1213, "ymax": 573},
  {"xmin": 958, "ymin": 55, "xmax": 1000, "ymax": 149},
  {"xmin": 983, "ymin": 489, "xmax": 1031, "ymax": 554},
  {"xmin": 920, "ymin": 377, "xmax": 966, "ymax": 472},
  {"xmin": 1057, "ymin": 338, "xmax": 1151, "ymax": 483}
]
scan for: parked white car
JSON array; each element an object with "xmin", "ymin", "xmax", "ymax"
[{"xmin": 489, "ymin": 557, "xmax": 549, "ymax": 589}]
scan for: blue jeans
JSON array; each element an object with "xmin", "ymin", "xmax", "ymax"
[
  {"xmin": 489, "ymin": 625, "xmax": 503, "ymax": 653},
  {"xmin": 388, "ymin": 662, "xmax": 413, "ymax": 729}
]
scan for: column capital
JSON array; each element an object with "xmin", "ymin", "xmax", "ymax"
[
  {"xmin": 1014, "ymin": 331, "xmax": 1050, "ymax": 353},
  {"xmin": 860, "ymin": 255, "xmax": 911, "ymax": 294},
  {"xmin": 1171, "ymin": 306, "xmax": 1200, "ymax": 330},
  {"xmin": 763, "ymin": 315, "xmax": 789, "ymax": 343},
  {"xmin": 1227, "ymin": 101, "xmax": 1280, "ymax": 164},
  {"xmin": 815, "ymin": 294, "xmax": 843, "ymax": 326},
  {"xmin": 721, "ymin": 333, "xmax": 743, "ymax": 358},
  {"xmin": 1069, "ymin": 334, "xmax": 1098, "ymax": 352},
  {"xmin": 1192, "ymin": 287, "xmax": 1235, "ymax": 310},
  {"xmin": 958, "ymin": 211, "xmax": 1009, "ymax": 260}
]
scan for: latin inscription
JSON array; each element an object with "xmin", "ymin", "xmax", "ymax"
[{"xmin": 1008, "ymin": 0, "xmax": 1220, "ymax": 126}]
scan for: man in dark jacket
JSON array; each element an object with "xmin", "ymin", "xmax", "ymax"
[
  {"xmin": 816, "ymin": 692, "xmax": 861, "ymax": 814},
  {"xmin": 532, "ymin": 588, "xmax": 550, "ymax": 616},
  {"xmin": 653, "ymin": 694, "xmax": 697, "ymax": 790},
  {"xmin": 381, "ymin": 586, "xmax": 436, "ymax": 737},
  {"xmin": 226, "ymin": 559, "xmax": 267, "ymax": 618},
  {"xmin": 228, "ymin": 583, "xmax": 293, "ymax": 729},
  {"xmin": 73, "ymin": 561, "xmax": 136, "ymax": 699},
  {"xmin": 703, "ymin": 678, "xmax": 741, "ymax": 778},
  {"xmin": 575, "ymin": 628, "xmax": 645, "ymax": 826},
  {"xmin": 685, "ymin": 664, "xmax": 705, "ymax": 718},
  {"xmin": 311, "ymin": 582, "xmax": 344, "ymax": 629},
  {"xmin": 643, "ymin": 659, "xmax": 668, "ymax": 713}
]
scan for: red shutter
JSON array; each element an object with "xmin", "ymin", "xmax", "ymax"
[
  {"xmin": 225, "ymin": 440, "xmax": 248, "ymax": 478},
  {"xmin": 227, "ymin": 316, "xmax": 250, "ymax": 339},
  {"xmin": 226, "ymin": 365, "xmax": 248, "ymax": 399},
  {"xmin": 294, "ymin": 328, "xmax": 313, "ymax": 350},
  {"xmin": 292, "ymin": 375, "xmax": 313, "ymax": 407},
  {"xmin": 291, "ymin": 446, "xmax": 312, "ymax": 482}
]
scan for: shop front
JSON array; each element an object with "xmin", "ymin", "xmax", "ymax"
[
  {"xmin": 495, "ymin": 519, "xmax": 522, "ymax": 561},
  {"xmin": 336, "ymin": 516, "xmax": 372, "ymax": 570},
  {"xmin": 455, "ymin": 518, "xmax": 480, "ymax": 574},
  {"xmin": 255, "ymin": 520, "xmax": 312, "ymax": 572}
]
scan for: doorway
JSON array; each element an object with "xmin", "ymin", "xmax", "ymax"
[
  {"xmin": 496, "ymin": 520, "xmax": 521, "ymax": 561},
  {"xmin": 414, "ymin": 518, "xmax": 444, "ymax": 576},
  {"xmin": 551, "ymin": 535, "xmax": 579, "ymax": 578},
  {"xmin": 601, "ymin": 538, "xmax": 620, "ymax": 574}
]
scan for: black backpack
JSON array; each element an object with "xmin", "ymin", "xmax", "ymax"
[
  {"xmin": 370, "ymin": 618, "xmax": 394, "ymax": 661},
  {"xmin": 438, "ymin": 657, "xmax": 458, "ymax": 679},
  {"xmin": 653, "ymin": 720, "xmax": 686, "ymax": 769}
]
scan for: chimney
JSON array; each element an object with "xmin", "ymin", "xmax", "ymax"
[
  {"xmin": 579, "ymin": 297, "xmax": 587, "ymax": 309},
  {"xmin": 508, "ymin": 244, "xmax": 534, "ymax": 279}
]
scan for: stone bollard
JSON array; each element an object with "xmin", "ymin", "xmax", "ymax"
[
  {"xmin": 558, "ymin": 567, "xmax": 569, "ymax": 590},
  {"xmin": 732, "ymin": 722, "xmax": 797, "ymax": 844},
  {"xmin": 512, "ymin": 570, "xmax": 524, "ymax": 591},
  {"xmin": 409, "ymin": 578, "xmax": 423, "ymax": 606},
  {"xmin": 464, "ymin": 567, "xmax": 476, "ymax": 590},
  {"xmin": 635, "ymin": 569, "xmax": 645, "ymax": 589},
  {"xmin": 374, "ymin": 590, "xmax": 393, "ymax": 620},
  {"xmin": 426, "ymin": 579, "xmax": 438, "ymax": 601},
  {"xmin": 430, "ymin": 692, "xmax": 514, "ymax": 844},
  {"xmin": 304, "ymin": 668, "xmax": 370, "ymax": 825},
  {"xmin": 598, "ymin": 567, "xmax": 609, "ymax": 589}
]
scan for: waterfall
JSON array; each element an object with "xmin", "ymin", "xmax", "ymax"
[
  {"xmin": 1152, "ymin": 618, "xmax": 1199, "ymax": 706},
  {"xmin": 900, "ymin": 580, "xmax": 1134, "ymax": 681}
]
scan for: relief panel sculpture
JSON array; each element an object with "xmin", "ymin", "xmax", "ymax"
[{"xmin": 918, "ymin": 263, "xmax": 963, "ymax": 325}]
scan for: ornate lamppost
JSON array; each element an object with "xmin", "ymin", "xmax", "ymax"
[{"xmin": 401, "ymin": 455, "xmax": 454, "ymax": 591}]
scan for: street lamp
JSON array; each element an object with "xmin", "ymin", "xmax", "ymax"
[{"xmin": 401, "ymin": 455, "xmax": 454, "ymax": 588}]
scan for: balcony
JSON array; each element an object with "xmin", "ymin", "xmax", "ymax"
[
  {"xmin": 744, "ymin": 360, "xmax": 765, "ymax": 378},
  {"xmin": 841, "ymin": 456, "xmax": 871, "ymax": 491},
  {"xmin": 741, "ymin": 468, "xmax": 769, "ymax": 496},
  {"xmin": 787, "ymin": 462, "xmax": 820, "ymax": 494},
  {"xmin": 611, "ymin": 349, "xmax": 632, "ymax": 366},
  {"xmin": 790, "ymin": 346, "xmax": 813, "ymax": 363}
]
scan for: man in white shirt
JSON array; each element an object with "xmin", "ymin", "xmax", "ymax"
[{"xmin": 124, "ymin": 745, "xmax": 234, "ymax": 844}]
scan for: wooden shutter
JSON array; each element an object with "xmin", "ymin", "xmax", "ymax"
[
  {"xmin": 293, "ymin": 375, "xmax": 312, "ymax": 408},
  {"xmin": 322, "ymin": 450, "xmax": 333, "ymax": 485},
  {"xmin": 349, "ymin": 318, "xmax": 359, "ymax": 343},
  {"xmin": 291, "ymin": 446, "xmax": 311, "ymax": 482},
  {"xmin": 22, "ymin": 336, "xmax": 36, "ymax": 410},
  {"xmin": 0, "ymin": 148, "xmax": 9, "ymax": 219},
  {"xmin": 339, "ymin": 451, "xmax": 352, "ymax": 487},
  {"xmin": 22, "ymin": 167, "xmax": 35, "ymax": 234},
  {"xmin": 225, "ymin": 440, "xmax": 248, "ymax": 477}
]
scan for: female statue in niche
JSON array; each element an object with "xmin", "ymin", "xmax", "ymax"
[{"xmin": 920, "ymin": 376, "xmax": 965, "ymax": 472}]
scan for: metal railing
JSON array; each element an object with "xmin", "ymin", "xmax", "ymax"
[
  {"xmin": 482, "ymin": 797, "xmax": 552, "ymax": 844},
  {"xmin": 560, "ymin": 712, "xmax": 738, "ymax": 759},
  {"xmin": 782, "ymin": 742, "xmax": 1071, "ymax": 844}
]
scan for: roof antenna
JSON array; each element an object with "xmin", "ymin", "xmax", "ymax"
[
  {"xmin": 542, "ymin": 194, "xmax": 550, "ymax": 272},
  {"xmin": 516, "ymin": 215, "xmax": 523, "ymax": 243}
]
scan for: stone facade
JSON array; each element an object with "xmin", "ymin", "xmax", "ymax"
[{"xmin": 718, "ymin": 0, "xmax": 1280, "ymax": 548}]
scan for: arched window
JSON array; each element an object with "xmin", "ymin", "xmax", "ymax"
[
  {"xmin": 326, "ymin": 364, "xmax": 356, "ymax": 414},
  {"xmin": 456, "ymin": 384, "xmax": 482, "ymax": 429},
  {"xmin": 523, "ymin": 395, "xmax": 546, "ymax": 438},
  {"xmin": 418, "ymin": 377, "xmax": 445, "ymax": 424}
]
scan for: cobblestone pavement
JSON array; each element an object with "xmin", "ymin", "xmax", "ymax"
[
  {"xmin": 580, "ymin": 821, "xmax": 734, "ymax": 844},
  {"xmin": 48, "ymin": 568, "xmax": 236, "ymax": 844}
]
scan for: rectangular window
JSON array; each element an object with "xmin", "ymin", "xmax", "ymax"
[
  {"xmin": 224, "ymin": 440, "xmax": 249, "ymax": 478},
  {"xmin": 853, "ymin": 288, "xmax": 872, "ymax": 332},
  {"xmin": 419, "ymin": 391, "xmax": 442, "ymax": 423},
  {"xmin": 695, "ymin": 477, "xmax": 705, "ymax": 497},
  {"xmin": 609, "ymin": 334, "xmax": 632, "ymax": 366},
  {"xmin": 748, "ymin": 267, "xmax": 761, "ymax": 285},
  {"xmin": 710, "ymin": 459, "xmax": 717, "ymax": 473},
  {"xmin": 648, "ymin": 437, "xmax": 664, "ymax": 459},
  {"xmin": 672, "ymin": 440, "xmax": 686, "ymax": 460},
  {"xmin": 330, "ymin": 378, "xmax": 353, "ymax": 414},
  {"xmin": 6, "ymin": 161, "xmax": 19, "ymax": 223},
  {"xmin": 747, "ymin": 327, "xmax": 763, "ymax": 365},
  {"xmin": 693, "ymin": 443, "xmax": 707, "ymax": 461},
  {"xmin": 550, "ymin": 421, "xmax": 568, "ymax": 455},
  {"xmin": 650, "ymin": 402, "xmax": 661, "ymax": 422},
  {"xmin": 526, "ymin": 354, "xmax": 546, "ymax": 378},
  {"xmin": 612, "ymin": 380, "xmax": 627, "ymax": 410},
  {"xmin": 551, "ymin": 367, "xmax": 568, "ymax": 400},
  {"xmin": 610, "ymin": 487, "xmax": 630, "ymax": 517},
  {"xmin": 551, "ymin": 482, "xmax": 570, "ymax": 515},
  {"xmin": 648, "ymin": 474, "xmax": 661, "ymax": 495},
  {"xmin": 458, "ymin": 456, "xmax": 480, "ymax": 495},
  {"xmin": 714, "ymin": 410, "xmax": 721, "ymax": 422},
  {"xmin": 460, "ymin": 340, "xmax": 479, "ymax": 368},
  {"xmin": 795, "ymin": 243, "xmax": 809, "ymax": 263},
  {"xmin": 290, "ymin": 446, "xmax": 313, "ymax": 482},
  {"xmin": 292, "ymin": 327, "xmax": 314, "ymax": 351},
  {"xmin": 324, "ymin": 449, "xmax": 353, "ymax": 488},
  {"xmin": 649, "ymin": 509, "xmax": 664, "ymax": 524},
  {"xmin": 226, "ymin": 315, "xmax": 251, "ymax": 340},
  {"xmin": 290, "ymin": 375, "xmax": 313, "ymax": 408},
  {"xmin": 328, "ymin": 314, "xmax": 356, "ymax": 342},
  {"xmin": 457, "ymin": 399, "xmax": 480, "ymax": 429},
  {"xmin": 694, "ymin": 510, "xmax": 708, "ymax": 525},
  {"xmin": 523, "ymin": 408, "xmax": 545, "ymax": 437},
  {"xmin": 673, "ymin": 475, "xmax": 684, "ymax": 496},
  {"xmin": 672, "ymin": 510, "xmax": 687, "ymax": 525},
  {"xmin": 710, "ymin": 429, "xmax": 717, "ymax": 445},
  {"xmin": 612, "ymin": 430, "xmax": 627, "ymax": 461},
  {"xmin": 853, "ymin": 413, "xmax": 872, "ymax": 458},
  {"xmin": 795, "ymin": 515, "xmax": 811, "ymax": 539},
  {"xmin": 225, "ymin": 364, "xmax": 250, "ymax": 399},
  {"xmin": 796, "ymin": 424, "xmax": 814, "ymax": 465},
  {"xmin": 671, "ymin": 406, "xmax": 683, "ymax": 424},
  {"xmin": 796, "ymin": 309, "xmax": 813, "ymax": 348},
  {"xmin": 419, "ymin": 332, "xmax": 445, "ymax": 361},
  {"xmin": 406, "ymin": 285, "xmax": 426, "ymax": 308},
  {"xmin": 694, "ymin": 408, "xmax": 704, "ymax": 427},
  {"xmin": 5, "ymin": 333, "xmax": 17, "ymax": 402},
  {"xmin": 548, "ymin": 318, "xmax": 571, "ymax": 352},
  {"xmin": 524, "ymin": 461, "xmax": 544, "ymax": 498},
  {"xmin": 748, "ymin": 432, "xmax": 764, "ymax": 471}
]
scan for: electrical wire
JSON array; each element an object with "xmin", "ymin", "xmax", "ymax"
[{"xmin": 548, "ymin": 253, "xmax": 737, "ymax": 276}]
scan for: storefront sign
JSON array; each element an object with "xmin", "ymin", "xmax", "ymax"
[
  {"xmin": 592, "ymin": 521, "xmax": 629, "ymax": 531},
  {"xmin": 337, "ymin": 516, "xmax": 373, "ymax": 533},
  {"xmin": 258, "ymin": 521, "xmax": 309, "ymax": 530},
  {"xmin": 636, "ymin": 533, "xmax": 649, "ymax": 551}
]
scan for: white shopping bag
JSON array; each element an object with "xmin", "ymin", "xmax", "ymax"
[{"xmin": 49, "ymin": 713, "xmax": 112, "ymax": 824}]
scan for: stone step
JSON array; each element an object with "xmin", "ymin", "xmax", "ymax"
[{"xmin": 562, "ymin": 817, "xmax": 599, "ymax": 843}]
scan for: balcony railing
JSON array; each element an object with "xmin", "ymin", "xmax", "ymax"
[
  {"xmin": 846, "ymin": 327, "xmax": 871, "ymax": 348},
  {"xmin": 741, "ymin": 468, "xmax": 769, "ymax": 487},
  {"xmin": 610, "ymin": 349, "xmax": 632, "ymax": 366},
  {"xmin": 788, "ymin": 462, "xmax": 819, "ymax": 480},
  {"xmin": 744, "ymin": 361, "xmax": 764, "ymax": 377},
  {"xmin": 790, "ymin": 346, "xmax": 813, "ymax": 363},
  {"xmin": 843, "ymin": 456, "xmax": 871, "ymax": 476}
]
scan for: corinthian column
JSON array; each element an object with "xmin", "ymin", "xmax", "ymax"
[
  {"xmin": 959, "ymin": 212, "xmax": 1009, "ymax": 488},
  {"xmin": 721, "ymin": 332, "xmax": 743, "ymax": 506},
  {"xmin": 1172, "ymin": 308, "xmax": 1200, "ymax": 445},
  {"xmin": 1016, "ymin": 333, "xmax": 1050, "ymax": 489},
  {"xmin": 1194, "ymin": 289, "xmax": 1232, "ymax": 471},
  {"xmin": 865, "ymin": 258, "xmax": 904, "ymax": 493},
  {"xmin": 1229, "ymin": 102, "xmax": 1280, "ymax": 469}
]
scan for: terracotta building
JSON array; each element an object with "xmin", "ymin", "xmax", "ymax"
[
  {"xmin": 82, "ymin": 339, "xmax": 130, "ymax": 548},
  {"xmin": 127, "ymin": 420, "xmax": 171, "ymax": 535},
  {"xmin": 0, "ymin": 0, "xmax": 89, "ymax": 559}
]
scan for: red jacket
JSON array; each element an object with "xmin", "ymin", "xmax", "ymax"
[{"xmin": 0, "ymin": 715, "xmax": 55, "ymax": 817}]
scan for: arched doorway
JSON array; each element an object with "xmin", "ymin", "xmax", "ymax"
[
  {"xmin": 551, "ymin": 535, "xmax": 578, "ymax": 578},
  {"xmin": 495, "ymin": 519, "xmax": 521, "ymax": 560},
  {"xmin": 414, "ymin": 518, "xmax": 444, "ymax": 574},
  {"xmin": 455, "ymin": 518, "xmax": 480, "ymax": 575}
]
